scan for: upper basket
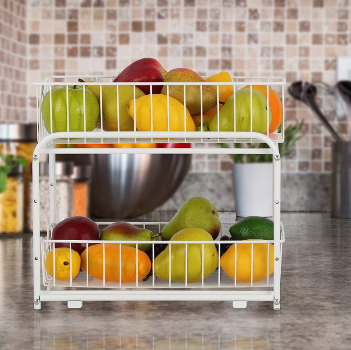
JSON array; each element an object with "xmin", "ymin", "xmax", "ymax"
[{"xmin": 33, "ymin": 76, "xmax": 285, "ymax": 145}]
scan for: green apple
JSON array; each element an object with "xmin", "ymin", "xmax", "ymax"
[
  {"xmin": 41, "ymin": 85, "xmax": 99, "ymax": 133},
  {"xmin": 86, "ymin": 85, "xmax": 145, "ymax": 131},
  {"xmin": 209, "ymin": 89, "xmax": 272, "ymax": 134}
]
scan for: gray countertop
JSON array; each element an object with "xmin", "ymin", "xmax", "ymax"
[{"xmin": 1, "ymin": 213, "xmax": 351, "ymax": 350}]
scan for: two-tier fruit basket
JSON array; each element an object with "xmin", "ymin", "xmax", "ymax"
[{"xmin": 32, "ymin": 75, "xmax": 285, "ymax": 311}]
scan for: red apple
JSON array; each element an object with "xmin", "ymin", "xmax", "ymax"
[
  {"xmin": 113, "ymin": 58, "xmax": 167, "ymax": 95},
  {"xmin": 52, "ymin": 216, "xmax": 100, "ymax": 254},
  {"xmin": 157, "ymin": 143, "xmax": 191, "ymax": 148}
]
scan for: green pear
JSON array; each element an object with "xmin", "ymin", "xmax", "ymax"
[
  {"xmin": 162, "ymin": 197, "xmax": 221, "ymax": 240},
  {"xmin": 160, "ymin": 68, "xmax": 217, "ymax": 115},
  {"xmin": 101, "ymin": 222, "xmax": 158, "ymax": 252},
  {"xmin": 209, "ymin": 88, "xmax": 272, "ymax": 133},
  {"xmin": 86, "ymin": 85, "xmax": 144, "ymax": 131},
  {"xmin": 154, "ymin": 228, "xmax": 218, "ymax": 283},
  {"xmin": 41, "ymin": 85, "xmax": 99, "ymax": 133}
]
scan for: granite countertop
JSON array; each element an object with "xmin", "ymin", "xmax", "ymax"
[{"xmin": 1, "ymin": 213, "xmax": 351, "ymax": 350}]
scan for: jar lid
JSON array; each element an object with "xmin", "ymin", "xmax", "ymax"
[
  {"xmin": 8, "ymin": 164, "xmax": 24, "ymax": 176},
  {"xmin": 39, "ymin": 162, "xmax": 74, "ymax": 177},
  {"xmin": 0, "ymin": 123, "xmax": 37, "ymax": 142},
  {"xmin": 72, "ymin": 165, "xmax": 92, "ymax": 181}
]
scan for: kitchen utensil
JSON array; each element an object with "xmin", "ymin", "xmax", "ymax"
[
  {"xmin": 289, "ymin": 81, "xmax": 343, "ymax": 142},
  {"xmin": 331, "ymin": 142, "xmax": 351, "ymax": 219},
  {"xmin": 90, "ymin": 154, "xmax": 192, "ymax": 218}
]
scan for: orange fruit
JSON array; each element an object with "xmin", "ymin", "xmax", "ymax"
[
  {"xmin": 220, "ymin": 239, "xmax": 274, "ymax": 283},
  {"xmin": 112, "ymin": 143, "xmax": 156, "ymax": 148},
  {"xmin": 243, "ymin": 85, "xmax": 283, "ymax": 133},
  {"xmin": 191, "ymin": 113, "xmax": 216, "ymax": 128}
]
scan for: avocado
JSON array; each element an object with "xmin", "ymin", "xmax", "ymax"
[{"xmin": 229, "ymin": 216, "xmax": 274, "ymax": 240}]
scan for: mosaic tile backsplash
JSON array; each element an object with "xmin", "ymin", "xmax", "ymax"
[{"xmin": 3, "ymin": 0, "xmax": 351, "ymax": 174}]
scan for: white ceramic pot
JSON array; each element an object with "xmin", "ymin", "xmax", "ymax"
[{"xmin": 232, "ymin": 163, "xmax": 273, "ymax": 218}]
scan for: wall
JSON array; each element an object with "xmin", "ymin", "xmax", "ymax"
[
  {"xmin": 0, "ymin": 0, "xmax": 27, "ymax": 122},
  {"xmin": 23, "ymin": 0, "xmax": 351, "ymax": 176}
]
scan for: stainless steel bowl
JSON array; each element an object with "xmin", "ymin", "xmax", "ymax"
[{"xmin": 90, "ymin": 154, "xmax": 192, "ymax": 218}]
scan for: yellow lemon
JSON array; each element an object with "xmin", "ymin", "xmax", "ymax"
[
  {"xmin": 45, "ymin": 247, "xmax": 81, "ymax": 281},
  {"xmin": 127, "ymin": 94, "xmax": 195, "ymax": 132},
  {"xmin": 220, "ymin": 239, "xmax": 274, "ymax": 283}
]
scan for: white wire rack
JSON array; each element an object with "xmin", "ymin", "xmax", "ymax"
[{"xmin": 32, "ymin": 76, "xmax": 285, "ymax": 311}]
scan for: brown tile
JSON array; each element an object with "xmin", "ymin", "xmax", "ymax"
[
  {"xmin": 285, "ymin": 110, "xmax": 296, "ymax": 121},
  {"xmin": 298, "ymin": 161, "xmax": 309, "ymax": 172},
  {"xmin": 106, "ymin": 46, "xmax": 117, "ymax": 57},
  {"xmin": 119, "ymin": 0, "xmax": 129, "ymax": 5},
  {"xmin": 337, "ymin": 34, "xmax": 348, "ymax": 45},
  {"xmin": 248, "ymin": 33, "xmax": 258, "ymax": 44},
  {"xmin": 170, "ymin": 33, "xmax": 181, "ymax": 44},
  {"xmin": 29, "ymin": 34, "xmax": 40, "ymax": 45},
  {"xmin": 157, "ymin": 34, "xmax": 168, "ymax": 44},
  {"xmin": 158, "ymin": 8, "xmax": 168, "ymax": 19},
  {"xmin": 67, "ymin": 46, "xmax": 78, "ymax": 57},
  {"xmin": 195, "ymin": 46, "xmax": 206, "ymax": 57},
  {"xmin": 274, "ymin": 0, "xmax": 285, "ymax": 6},
  {"xmin": 106, "ymin": 59, "xmax": 116, "ymax": 70},
  {"xmin": 145, "ymin": 21, "xmax": 155, "ymax": 31},
  {"xmin": 119, "ymin": 33, "xmax": 130, "ymax": 44},
  {"xmin": 80, "ymin": 47, "xmax": 91, "ymax": 57},
  {"xmin": 248, "ymin": 8, "xmax": 259, "ymax": 19},
  {"xmin": 299, "ymin": 21, "xmax": 310, "ymax": 32},
  {"xmin": 184, "ymin": 0, "xmax": 195, "ymax": 6},
  {"xmin": 132, "ymin": 21, "xmax": 142, "ymax": 31},
  {"xmin": 183, "ymin": 33, "xmax": 193, "ymax": 44},
  {"xmin": 68, "ymin": 34, "xmax": 78, "ymax": 44},
  {"xmin": 261, "ymin": 46, "xmax": 271, "ymax": 57},
  {"xmin": 287, "ymin": 8, "xmax": 297, "ymax": 19},
  {"xmin": 286, "ymin": 34, "xmax": 297, "ymax": 44},
  {"xmin": 145, "ymin": 9, "xmax": 155, "ymax": 19},
  {"xmin": 197, "ymin": 8, "xmax": 207, "ymax": 19},
  {"xmin": 311, "ymin": 72, "xmax": 323, "ymax": 82},
  {"xmin": 210, "ymin": 9, "xmax": 221, "ymax": 20},
  {"xmin": 221, "ymin": 59, "xmax": 232, "ymax": 70},
  {"xmin": 221, "ymin": 46, "xmax": 232, "ymax": 57},
  {"xmin": 81, "ymin": 0, "xmax": 92, "ymax": 7},
  {"xmin": 67, "ymin": 21, "xmax": 78, "ymax": 32},
  {"xmin": 94, "ymin": 9, "xmax": 104, "ymax": 19},
  {"xmin": 222, "ymin": 34, "xmax": 232, "ymax": 45},
  {"xmin": 209, "ymin": 21, "xmax": 220, "ymax": 32},
  {"xmin": 324, "ymin": 162, "xmax": 332, "ymax": 172},
  {"xmin": 68, "ymin": 9, "xmax": 78, "ymax": 20},
  {"xmin": 235, "ymin": 21, "xmax": 245, "ymax": 32},
  {"xmin": 93, "ymin": 47, "xmax": 104, "ymax": 57},
  {"xmin": 312, "ymin": 33, "xmax": 323, "ymax": 44},
  {"xmin": 235, "ymin": 0, "xmax": 246, "ymax": 6},
  {"xmin": 196, "ymin": 21, "xmax": 207, "ymax": 31},
  {"xmin": 338, "ymin": 9, "xmax": 348, "ymax": 19},
  {"xmin": 29, "ymin": 59, "xmax": 39, "ymax": 70},
  {"xmin": 273, "ymin": 47, "xmax": 284, "ymax": 57},
  {"xmin": 208, "ymin": 59, "xmax": 219, "ymax": 70},
  {"xmin": 299, "ymin": 46, "xmax": 309, "ymax": 57},
  {"xmin": 299, "ymin": 59, "xmax": 309, "ymax": 70},
  {"xmin": 325, "ymin": 34, "xmax": 336, "ymax": 44},
  {"xmin": 55, "ymin": 0, "xmax": 66, "ymax": 7},
  {"xmin": 107, "ymin": 9, "xmax": 117, "ymax": 19},
  {"xmin": 274, "ymin": 21, "xmax": 284, "ymax": 31},
  {"xmin": 55, "ymin": 9, "xmax": 66, "ymax": 19},
  {"xmin": 337, "ymin": 21, "xmax": 348, "ymax": 32},
  {"xmin": 274, "ymin": 8, "xmax": 285, "ymax": 19},
  {"xmin": 183, "ymin": 46, "xmax": 193, "ymax": 57},
  {"xmin": 54, "ymin": 34, "xmax": 65, "ymax": 44},
  {"xmin": 273, "ymin": 59, "xmax": 284, "ymax": 70},
  {"xmin": 311, "ymin": 162, "xmax": 322, "ymax": 172},
  {"xmin": 223, "ymin": 0, "xmax": 234, "ymax": 6},
  {"xmin": 221, "ymin": 161, "xmax": 232, "ymax": 171},
  {"xmin": 80, "ymin": 34, "xmax": 90, "ymax": 44},
  {"xmin": 313, "ymin": 0, "xmax": 324, "ymax": 6},
  {"xmin": 158, "ymin": 0, "xmax": 168, "ymax": 5},
  {"xmin": 171, "ymin": 8, "xmax": 181, "ymax": 19},
  {"xmin": 54, "ymin": 59, "xmax": 65, "ymax": 70}
]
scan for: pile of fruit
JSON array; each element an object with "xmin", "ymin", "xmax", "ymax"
[
  {"xmin": 41, "ymin": 58, "xmax": 283, "ymax": 135},
  {"xmin": 45, "ymin": 197, "xmax": 275, "ymax": 284}
]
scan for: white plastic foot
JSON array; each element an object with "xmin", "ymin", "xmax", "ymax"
[
  {"xmin": 68, "ymin": 300, "xmax": 83, "ymax": 309},
  {"xmin": 273, "ymin": 299, "xmax": 280, "ymax": 310},
  {"xmin": 233, "ymin": 301, "xmax": 247, "ymax": 309},
  {"xmin": 34, "ymin": 300, "xmax": 41, "ymax": 310}
]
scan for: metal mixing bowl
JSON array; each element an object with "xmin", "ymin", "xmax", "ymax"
[{"xmin": 90, "ymin": 154, "xmax": 192, "ymax": 218}]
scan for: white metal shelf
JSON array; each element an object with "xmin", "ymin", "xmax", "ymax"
[{"xmin": 32, "ymin": 75, "xmax": 285, "ymax": 311}]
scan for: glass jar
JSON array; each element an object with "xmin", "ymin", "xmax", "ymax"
[
  {"xmin": 0, "ymin": 164, "xmax": 24, "ymax": 235},
  {"xmin": 72, "ymin": 165, "xmax": 91, "ymax": 217},
  {"xmin": 29, "ymin": 162, "xmax": 74, "ymax": 232},
  {"xmin": 0, "ymin": 123, "xmax": 37, "ymax": 231}
]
